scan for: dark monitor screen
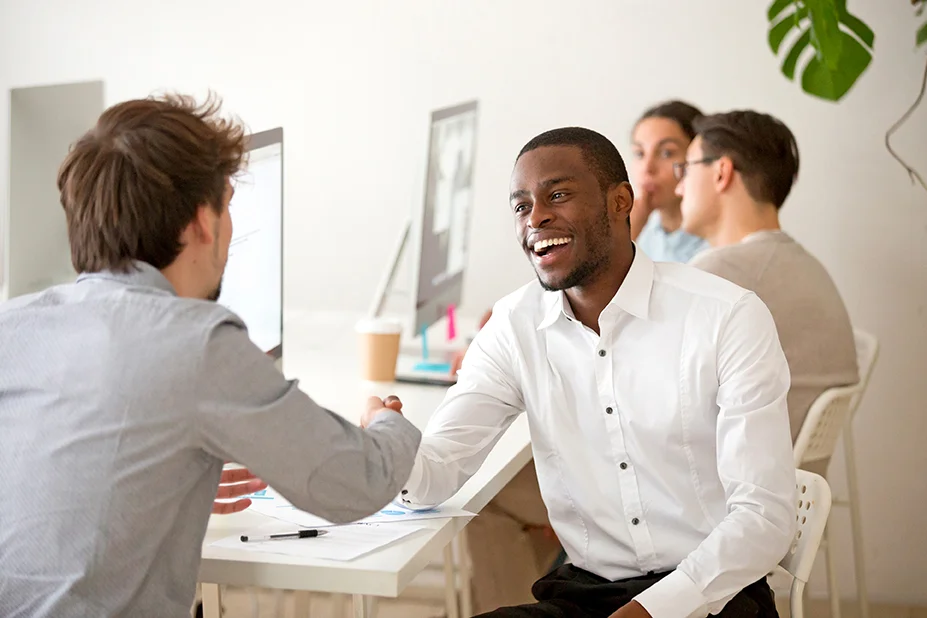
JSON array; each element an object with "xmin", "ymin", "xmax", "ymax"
[{"xmin": 412, "ymin": 101, "xmax": 478, "ymax": 334}]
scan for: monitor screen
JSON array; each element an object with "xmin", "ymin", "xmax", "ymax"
[
  {"xmin": 217, "ymin": 128, "xmax": 283, "ymax": 358},
  {"xmin": 413, "ymin": 101, "xmax": 478, "ymax": 334}
]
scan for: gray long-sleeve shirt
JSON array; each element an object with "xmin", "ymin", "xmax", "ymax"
[{"xmin": 0, "ymin": 261, "xmax": 421, "ymax": 618}]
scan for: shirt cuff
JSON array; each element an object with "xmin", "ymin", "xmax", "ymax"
[
  {"xmin": 397, "ymin": 453, "xmax": 434, "ymax": 511},
  {"xmin": 368, "ymin": 408, "xmax": 404, "ymax": 427},
  {"xmin": 633, "ymin": 569, "xmax": 708, "ymax": 618}
]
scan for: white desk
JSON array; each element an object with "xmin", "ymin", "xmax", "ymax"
[{"xmin": 199, "ymin": 311, "xmax": 533, "ymax": 617}]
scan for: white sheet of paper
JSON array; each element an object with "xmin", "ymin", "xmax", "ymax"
[
  {"xmin": 246, "ymin": 488, "xmax": 475, "ymax": 528},
  {"xmin": 210, "ymin": 521, "xmax": 427, "ymax": 561}
]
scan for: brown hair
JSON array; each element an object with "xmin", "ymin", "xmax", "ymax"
[
  {"xmin": 636, "ymin": 100, "xmax": 704, "ymax": 141},
  {"xmin": 57, "ymin": 92, "xmax": 247, "ymax": 273},
  {"xmin": 693, "ymin": 110, "xmax": 799, "ymax": 209}
]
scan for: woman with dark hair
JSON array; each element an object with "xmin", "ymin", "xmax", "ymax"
[{"xmin": 630, "ymin": 99, "xmax": 709, "ymax": 263}]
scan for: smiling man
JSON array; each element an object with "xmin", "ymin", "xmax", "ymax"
[{"xmin": 399, "ymin": 127, "xmax": 797, "ymax": 618}]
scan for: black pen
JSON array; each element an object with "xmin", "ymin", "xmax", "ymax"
[{"xmin": 240, "ymin": 529, "xmax": 329, "ymax": 542}]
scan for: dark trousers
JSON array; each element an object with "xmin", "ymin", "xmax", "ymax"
[{"xmin": 475, "ymin": 565, "xmax": 778, "ymax": 618}]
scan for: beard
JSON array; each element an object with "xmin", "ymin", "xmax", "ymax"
[
  {"xmin": 537, "ymin": 251, "xmax": 611, "ymax": 291},
  {"xmin": 535, "ymin": 201, "xmax": 613, "ymax": 292}
]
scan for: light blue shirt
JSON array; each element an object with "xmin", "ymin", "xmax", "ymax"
[
  {"xmin": 637, "ymin": 211, "xmax": 708, "ymax": 263},
  {"xmin": 0, "ymin": 261, "xmax": 421, "ymax": 618}
]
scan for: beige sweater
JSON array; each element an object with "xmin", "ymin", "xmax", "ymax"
[{"xmin": 690, "ymin": 231, "xmax": 859, "ymax": 443}]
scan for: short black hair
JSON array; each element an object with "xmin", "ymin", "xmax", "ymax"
[
  {"xmin": 517, "ymin": 127, "xmax": 629, "ymax": 191},
  {"xmin": 637, "ymin": 100, "xmax": 704, "ymax": 141},
  {"xmin": 694, "ymin": 110, "xmax": 799, "ymax": 209}
]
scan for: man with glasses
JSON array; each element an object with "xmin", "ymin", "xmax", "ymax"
[{"xmin": 675, "ymin": 110, "xmax": 859, "ymax": 458}]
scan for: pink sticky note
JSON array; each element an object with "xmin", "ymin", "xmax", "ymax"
[{"xmin": 447, "ymin": 304, "xmax": 457, "ymax": 341}]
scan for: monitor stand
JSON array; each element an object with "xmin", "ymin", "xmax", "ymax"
[
  {"xmin": 394, "ymin": 333, "xmax": 458, "ymax": 387},
  {"xmin": 395, "ymin": 359, "xmax": 457, "ymax": 386},
  {"xmin": 369, "ymin": 219, "xmax": 411, "ymax": 319}
]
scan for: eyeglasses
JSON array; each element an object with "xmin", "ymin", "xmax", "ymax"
[{"xmin": 673, "ymin": 157, "xmax": 719, "ymax": 181}]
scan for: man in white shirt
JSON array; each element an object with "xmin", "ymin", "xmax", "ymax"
[{"xmin": 392, "ymin": 128, "xmax": 797, "ymax": 617}]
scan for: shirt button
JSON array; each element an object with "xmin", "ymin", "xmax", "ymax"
[
  {"xmin": 598, "ymin": 350, "xmax": 606, "ymax": 357},
  {"xmin": 631, "ymin": 517, "xmax": 640, "ymax": 526},
  {"xmin": 606, "ymin": 407, "xmax": 613, "ymax": 415},
  {"xmin": 619, "ymin": 462, "xmax": 628, "ymax": 470}
]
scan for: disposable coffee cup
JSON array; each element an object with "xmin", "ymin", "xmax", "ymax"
[{"xmin": 355, "ymin": 318, "xmax": 403, "ymax": 382}]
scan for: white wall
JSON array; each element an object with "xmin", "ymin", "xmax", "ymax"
[
  {"xmin": 1, "ymin": 0, "xmax": 925, "ymax": 604},
  {"xmin": 7, "ymin": 81, "xmax": 103, "ymax": 298}
]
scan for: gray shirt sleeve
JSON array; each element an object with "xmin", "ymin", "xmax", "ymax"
[{"xmin": 194, "ymin": 317, "xmax": 422, "ymax": 524}]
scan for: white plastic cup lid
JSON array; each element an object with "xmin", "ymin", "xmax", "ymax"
[{"xmin": 355, "ymin": 317, "xmax": 403, "ymax": 335}]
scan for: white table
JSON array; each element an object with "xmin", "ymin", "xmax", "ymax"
[{"xmin": 198, "ymin": 311, "xmax": 533, "ymax": 617}]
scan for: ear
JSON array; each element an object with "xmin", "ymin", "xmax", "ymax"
[
  {"xmin": 715, "ymin": 156, "xmax": 736, "ymax": 193},
  {"xmin": 609, "ymin": 181, "xmax": 634, "ymax": 221},
  {"xmin": 189, "ymin": 203, "xmax": 219, "ymax": 245}
]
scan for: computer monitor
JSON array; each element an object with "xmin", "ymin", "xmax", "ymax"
[
  {"xmin": 371, "ymin": 101, "xmax": 478, "ymax": 385},
  {"xmin": 409, "ymin": 100, "xmax": 479, "ymax": 336},
  {"xmin": 216, "ymin": 128, "xmax": 284, "ymax": 360}
]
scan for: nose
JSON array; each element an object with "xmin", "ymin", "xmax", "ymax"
[
  {"xmin": 527, "ymin": 200, "xmax": 553, "ymax": 230},
  {"xmin": 643, "ymin": 152, "xmax": 659, "ymax": 175},
  {"xmin": 674, "ymin": 177, "xmax": 685, "ymax": 198}
]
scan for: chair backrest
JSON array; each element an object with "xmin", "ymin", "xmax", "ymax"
[
  {"xmin": 852, "ymin": 328, "xmax": 879, "ymax": 411},
  {"xmin": 779, "ymin": 470, "xmax": 832, "ymax": 583},
  {"xmin": 793, "ymin": 328, "xmax": 880, "ymax": 466},
  {"xmin": 793, "ymin": 384, "xmax": 858, "ymax": 465}
]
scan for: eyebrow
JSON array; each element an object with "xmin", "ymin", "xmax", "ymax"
[
  {"xmin": 632, "ymin": 137, "xmax": 686, "ymax": 149},
  {"xmin": 509, "ymin": 176, "xmax": 577, "ymax": 202}
]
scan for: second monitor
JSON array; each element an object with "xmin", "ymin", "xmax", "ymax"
[
  {"xmin": 371, "ymin": 100, "xmax": 479, "ymax": 384},
  {"xmin": 217, "ymin": 127, "xmax": 284, "ymax": 362},
  {"xmin": 410, "ymin": 100, "xmax": 479, "ymax": 338}
]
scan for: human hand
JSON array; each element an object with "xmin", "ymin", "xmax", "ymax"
[
  {"xmin": 449, "ymin": 349, "xmax": 466, "ymax": 377},
  {"xmin": 360, "ymin": 395, "xmax": 403, "ymax": 429},
  {"xmin": 630, "ymin": 190, "xmax": 655, "ymax": 240},
  {"xmin": 636, "ymin": 188, "xmax": 654, "ymax": 212},
  {"xmin": 608, "ymin": 601, "xmax": 652, "ymax": 618},
  {"xmin": 213, "ymin": 467, "xmax": 267, "ymax": 515},
  {"xmin": 477, "ymin": 308, "xmax": 493, "ymax": 329}
]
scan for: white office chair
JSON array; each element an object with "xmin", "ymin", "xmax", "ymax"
[
  {"xmin": 792, "ymin": 329, "xmax": 879, "ymax": 618},
  {"xmin": 780, "ymin": 470, "xmax": 833, "ymax": 618}
]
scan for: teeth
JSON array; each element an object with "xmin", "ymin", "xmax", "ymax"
[{"xmin": 533, "ymin": 237, "xmax": 571, "ymax": 253}]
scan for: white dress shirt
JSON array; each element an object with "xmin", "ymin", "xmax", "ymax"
[{"xmin": 401, "ymin": 248, "xmax": 797, "ymax": 618}]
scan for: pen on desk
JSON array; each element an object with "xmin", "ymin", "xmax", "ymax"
[{"xmin": 240, "ymin": 529, "xmax": 329, "ymax": 542}]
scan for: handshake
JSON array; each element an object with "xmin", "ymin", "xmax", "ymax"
[
  {"xmin": 360, "ymin": 395, "xmax": 404, "ymax": 428},
  {"xmin": 214, "ymin": 395, "xmax": 405, "ymax": 514}
]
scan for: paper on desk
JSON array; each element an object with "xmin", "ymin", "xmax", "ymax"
[
  {"xmin": 246, "ymin": 488, "xmax": 475, "ymax": 528},
  {"xmin": 211, "ymin": 521, "xmax": 427, "ymax": 561}
]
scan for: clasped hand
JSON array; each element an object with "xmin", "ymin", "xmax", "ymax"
[{"xmin": 212, "ymin": 395, "xmax": 404, "ymax": 514}]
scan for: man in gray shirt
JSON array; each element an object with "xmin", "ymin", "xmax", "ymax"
[
  {"xmin": 0, "ymin": 94, "xmax": 421, "ymax": 618},
  {"xmin": 674, "ymin": 109, "xmax": 859, "ymax": 462}
]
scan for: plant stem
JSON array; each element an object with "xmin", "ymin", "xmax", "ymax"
[{"xmin": 885, "ymin": 55, "xmax": 927, "ymax": 192}]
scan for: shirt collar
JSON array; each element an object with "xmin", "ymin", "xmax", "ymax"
[
  {"xmin": 741, "ymin": 229, "xmax": 788, "ymax": 245},
  {"xmin": 76, "ymin": 260, "xmax": 177, "ymax": 295},
  {"xmin": 537, "ymin": 243, "xmax": 654, "ymax": 330}
]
